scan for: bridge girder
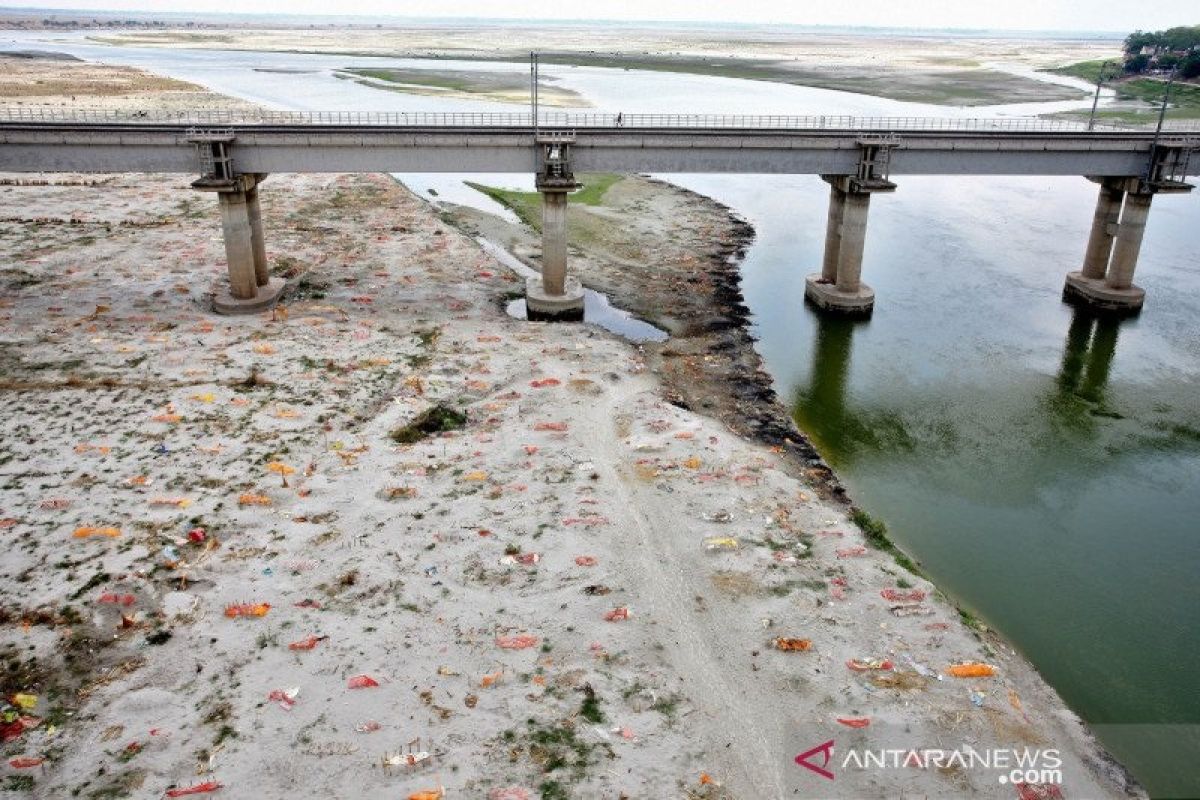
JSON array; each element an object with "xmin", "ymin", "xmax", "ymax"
[{"xmin": 0, "ymin": 125, "xmax": 1196, "ymax": 179}]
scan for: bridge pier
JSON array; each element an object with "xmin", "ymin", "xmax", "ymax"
[
  {"xmin": 246, "ymin": 180, "xmax": 270, "ymax": 288},
  {"xmin": 193, "ymin": 172, "xmax": 285, "ymax": 315},
  {"xmin": 805, "ymin": 175, "xmax": 895, "ymax": 317},
  {"xmin": 526, "ymin": 137, "xmax": 584, "ymax": 322},
  {"xmin": 1078, "ymin": 178, "xmax": 1126, "ymax": 281},
  {"xmin": 1065, "ymin": 161, "xmax": 1195, "ymax": 314},
  {"xmin": 1064, "ymin": 178, "xmax": 1154, "ymax": 314},
  {"xmin": 525, "ymin": 186, "xmax": 584, "ymax": 322}
]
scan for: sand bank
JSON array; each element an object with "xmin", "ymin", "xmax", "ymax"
[{"xmin": 80, "ymin": 26, "xmax": 1116, "ymax": 106}]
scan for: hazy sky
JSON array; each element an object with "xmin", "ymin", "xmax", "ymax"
[{"xmin": 5, "ymin": 0, "xmax": 1195, "ymax": 33}]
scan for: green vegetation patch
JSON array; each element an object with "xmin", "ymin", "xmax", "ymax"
[
  {"xmin": 68, "ymin": 570, "xmax": 111, "ymax": 601},
  {"xmin": 578, "ymin": 684, "xmax": 605, "ymax": 723},
  {"xmin": 1048, "ymin": 107, "xmax": 1200, "ymax": 125},
  {"xmin": 1113, "ymin": 78, "xmax": 1200, "ymax": 109},
  {"xmin": 4, "ymin": 775, "xmax": 35, "ymax": 792},
  {"xmin": 959, "ymin": 607, "xmax": 987, "ymax": 632},
  {"xmin": 335, "ymin": 67, "xmax": 587, "ymax": 106},
  {"xmin": 539, "ymin": 781, "xmax": 570, "ymax": 800},
  {"xmin": 522, "ymin": 715, "xmax": 612, "ymax": 782},
  {"xmin": 343, "ymin": 67, "xmax": 484, "ymax": 92},
  {"xmin": 466, "ymin": 174, "xmax": 622, "ymax": 232},
  {"xmin": 568, "ymin": 174, "xmax": 622, "ymax": 206},
  {"xmin": 389, "ymin": 405, "xmax": 468, "ymax": 444},
  {"xmin": 849, "ymin": 507, "xmax": 923, "ymax": 577},
  {"xmin": 1046, "ymin": 59, "xmax": 1116, "ymax": 83},
  {"xmin": 1047, "ymin": 60, "xmax": 1200, "ymax": 117}
]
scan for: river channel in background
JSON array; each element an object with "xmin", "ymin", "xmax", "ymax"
[{"xmin": 3, "ymin": 30, "xmax": 1199, "ymax": 796}]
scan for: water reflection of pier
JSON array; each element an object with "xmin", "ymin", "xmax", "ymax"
[
  {"xmin": 790, "ymin": 314, "xmax": 879, "ymax": 459},
  {"xmin": 792, "ymin": 304, "xmax": 1128, "ymax": 458},
  {"xmin": 1044, "ymin": 305, "xmax": 1127, "ymax": 434},
  {"xmin": 1057, "ymin": 307, "xmax": 1120, "ymax": 405}
]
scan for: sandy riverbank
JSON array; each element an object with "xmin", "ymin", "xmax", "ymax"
[
  {"xmin": 335, "ymin": 67, "xmax": 589, "ymax": 109},
  {"xmin": 72, "ymin": 26, "xmax": 1116, "ymax": 106},
  {"xmin": 0, "ymin": 54, "xmax": 255, "ymax": 113},
  {"xmin": 0, "ymin": 62, "xmax": 1144, "ymax": 799}
]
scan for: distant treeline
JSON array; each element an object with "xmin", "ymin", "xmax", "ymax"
[
  {"xmin": 1123, "ymin": 25, "xmax": 1200, "ymax": 78},
  {"xmin": 0, "ymin": 17, "xmax": 185, "ymax": 30}
]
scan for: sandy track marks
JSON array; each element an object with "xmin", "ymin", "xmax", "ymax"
[{"xmin": 577, "ymin": 377, "xmax": 787, "ymax": 798}]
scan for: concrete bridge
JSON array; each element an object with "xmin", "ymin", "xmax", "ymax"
[{"xmin": 1, "ymin": 110, "xmax": 1196, "ymax": 317}]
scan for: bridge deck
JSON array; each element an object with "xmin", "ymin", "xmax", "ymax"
[{"xmin": 1, "ymin": 111, "xmax": 1197, "ymax": 177}]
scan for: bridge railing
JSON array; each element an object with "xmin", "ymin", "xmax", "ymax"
[{"xmin": 2, "ymin": 107, "xmax": 1199, "ymax": 133}]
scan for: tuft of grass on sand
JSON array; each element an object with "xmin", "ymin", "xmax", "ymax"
[
  {"xmin": 849, "ymin": 507, "xmax": 923, "ymax": 576},
  {"xmin": 389, "ymin": 405, "xmax": 467, "ymax": 444},
  {"xmin": 579, "ymin": 684, "xmax": 605, "ymax": 723}
]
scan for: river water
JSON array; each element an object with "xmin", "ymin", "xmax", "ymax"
[{"xmin": 3, "ymin": 31, "xmax": 1199, "ymax": 797}]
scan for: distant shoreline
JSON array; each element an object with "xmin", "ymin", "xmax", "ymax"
[
  {"xmin": 0, "ymin": 10, "xmax": 1125, "ymax": 40},
  {"xmin": 41, "ymin": 27, "xmax": 1109, "ymax": 107}
]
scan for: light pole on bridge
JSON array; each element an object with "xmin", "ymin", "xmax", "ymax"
[
  {"xmin": 1086, "ymin": 60, "xmax": 1117, "ymax": 131},
  {"xmin": 1152, "ymin": 67, "xmax": 1179, "ymax": 141},
  {"xmin": 528, "ymin": 49, "xmax": 626, "ymax": 130},
  {"xmin": 530, "ymin": 51, "xmax": 539, "ymax": 138},
  {"xmin": 1146, "ymin": 66, "xmax": 1182, "ymax": 184}
]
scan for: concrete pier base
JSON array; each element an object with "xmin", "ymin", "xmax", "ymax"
[
  {"xmin": 525, "ymin": 275, "xmax": 584, "ymax": 322},
  {"xmin": 804, "ymin": 274, "xmax": 875, "ymax": 317},
  {"xmin": 805, "ymin": 176, "xmax": 893, "ymax": 318},
  {"xmin": 194, "ymin": 172, "xmax": 280, "ymax": 315},
  {"xmin": 1063, "ymin": 178, "xmax": 1169, "ymax": 315},
  {"xmin": 524, "ymin": 182, "xmax": 584, "ymax": 322},
  {"xmin": 212, "ymin": 276, "xmax": 287, "ymax": 315},
  {"xmin": 1062, "ymin": 271, "xmax": 1144, "ymax": 314}
]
